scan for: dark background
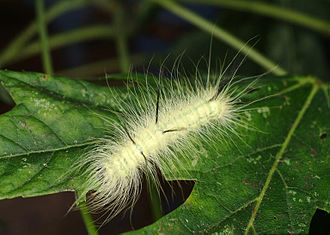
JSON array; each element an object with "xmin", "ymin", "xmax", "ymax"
[{"xmin": 0, "ymin": 0, "xmax": 329, "ymax": 234}]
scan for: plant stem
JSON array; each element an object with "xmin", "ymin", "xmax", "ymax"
[
  {"xmin": 35, "ymin": 4, "xmax": 98, "ymax": 232},
  {"xmin": 147, "ymin": 177, "xmax": 163, "ymax": 221},
  {"xmin": 114, "ymin": 3, "xmax": 131, "ymax": 73},
  {"xmin": 0, "ymin": 0, "xmax": 146, "ymax": 68},
  {"xmin": 116, "ymin": 33, "xmax": 131, "ymax": 73},
  {"xmin": 35, "ymin": 0, "xmax": 53, "ymax": 75},
  {"xmin": 150, "ymin": 0, "xmax": 287, "ymax": 76},
  {"xmin": 79, "ymin": 201, "xmax": 98, "ymax": 235},
  {"xmin": 6, "ymin": 25, "xmax": 115, "ymax": 66},
  {"xmin": 182, "ymin": 0, "xmax": 330, "ymax": 35},
  {"xmin": 0, "ymin": 0, "xmax": 89, "ymax": 68}
]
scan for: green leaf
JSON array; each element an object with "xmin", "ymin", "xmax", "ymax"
[
  {"xmin": 131, "ymin": 76, "xmax": 329, "ymax": 234},
  {"xmin": 0, "ymin": 70, "xmax": 328, "ymax": 234},
  {"xmin": 0, "ymin": 69, "xmax": 123, "ymax": 199}
]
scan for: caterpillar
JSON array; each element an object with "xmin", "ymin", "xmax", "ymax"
[{"xmin": 76, "ymin": 65, "xmax": 256, "ymax": 223}]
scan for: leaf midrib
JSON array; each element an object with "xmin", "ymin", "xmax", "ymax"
[{"xmin": 244, "ymin": 80, "xmax": 320, "ymax": 234}]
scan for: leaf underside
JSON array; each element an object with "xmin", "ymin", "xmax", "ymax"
[{"xmin": 0, "ymin": 70, "xmax": 329, "ymax": 234}]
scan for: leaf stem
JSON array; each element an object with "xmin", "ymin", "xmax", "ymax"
[
  {"xmin": 182, "ymin": 0, "xmax": 330, "ymax": 35},
  {"xmin": 35, "ymin": 0, "xmax": 53, "ymax": 75},
  {"xmin": 79, "ymin": 201, "xmax": 98, "ymax": 235},
  {"xmin": 149, "ymin": 0, "xmax": 287, "ymax": 76}
]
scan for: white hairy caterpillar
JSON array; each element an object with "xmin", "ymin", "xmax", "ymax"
[{"xmin": 76, "ymin": 63, "xmax": 257, "ymax": 223}]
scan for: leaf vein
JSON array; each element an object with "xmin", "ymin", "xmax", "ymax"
[
  {"xmin": 0, "ymin": 134, "xmax": 29, "ymax": 152},
  {"xmin": 276, "ymin": 169, "xmax": 294, "ymax": 232},
  {"xmin": 0, "ymin": 140, "xmax": 100, "ymax": 159},
  {"xmin": 244, "ymin": 82, "xmax": 319, "ymax": 234},
  {"xmin": 4, "ymin": 152, "xmax": 55, "ymax": 195}
]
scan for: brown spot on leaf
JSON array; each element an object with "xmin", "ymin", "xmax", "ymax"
[
  {"xmin": 311, "ymin": 148, "xmax": 318, "ymax": 157},
  {"xmin": 41, "ymin": 74, "xmax": 48, "ymax": 81},
  {"xmin": 18, "ymin": 120, "xmax": 30, "ymax": 130},
  {"xmin": 304, "ymin": 181, "xmax": 312, "ymax": 189},
  {"xmin": 243, "ymin": 180, "xmax": 250, "ymax": 185}
]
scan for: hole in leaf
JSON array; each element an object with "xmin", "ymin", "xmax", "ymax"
[
  {"xmin": 0, "ymin": 100, "xmax": 13, "ymax": 114},
  {"xmin": 309, "ymin": 208, "xmax": 330, "ymax": 234},
  {"xmin": 0, "ymin": 85, "xmax": 14, "ymax": 114},
  {"xmin": 96, "ymin": 170, "xmax": 195, "ymax": 234},
  {"xmin": 0, "ymin": 192, "xmax": 87, "ymax": 234},
  {"xmin": 320, "ymin": 133, "xmax": 327, "ymax": 139}
]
